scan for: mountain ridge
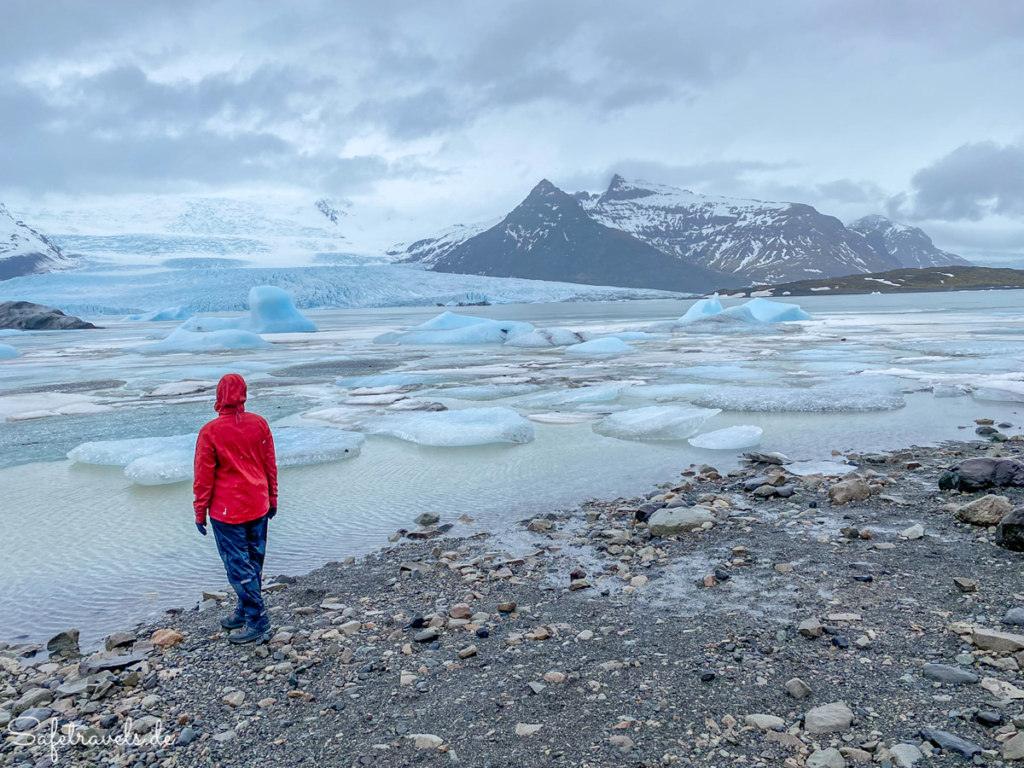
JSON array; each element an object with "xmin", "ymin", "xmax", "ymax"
[{"xmin": 0, "ymin": 203, "xmax": 77, "ymax": 280}]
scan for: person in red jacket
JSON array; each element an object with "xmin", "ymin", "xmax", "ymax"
[{"xmin": 194, "ymin": 373, "xmax": 278, "ymax": 645}]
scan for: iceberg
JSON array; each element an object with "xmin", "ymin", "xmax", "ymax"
[
  {"xmin": 0, "ymin": 343, "xmax": 18, "ymax": 359},
  {"xmin": 504, "ymin": 328, "xmax": 593, "ymax": 348},
  {"xmin": 692, "ymin": 377, "xmax": 906, "ymax": 412},
  {"xmin": 593, "ymin": 405, "xmax": 720, "ymax": 442},
  {"xmin": 69, "ymin": 428, "xmax": 364, "ymax": 485},
  {"xmin": 359, "ymin": 407, "xmax": 534, "ymax": 446},
  {"xmin": 131, "ymin": 327, "xmax": 272, "ymax": 355},
  {"xmin": 122, "ymin": 306, "xmax": 194, "ymax": 322},
  {"xmin": 563, "ymin": 338, "xmax": 636, "ymax": 356},
  {"xmin": 679, "ymin": 293, "xmax": 724, "ymax": 321},
  {"xmin": 722, "ymin": 298, "xmax": 812, "ymax": 323},
  {"xmin": 181, "ymin": 286, "xmax": 317, "ymax": 334},
  {"xmin": 688, "ymin": 425, "xmax": 763, "ymax": 450},
  {"xmin": 374, "ymin": 313, "xmax": 534, "ymax": 345}
]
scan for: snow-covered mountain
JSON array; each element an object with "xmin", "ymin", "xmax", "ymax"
[
  {"xmin": 580, "ymin": 175, "xmax": 903, "ymax": 284},
  {"xmin": 410, "ymin": 180, "xmax": 739, "ymax": 294},
  {"xmin": 387, "ymin": 219, "xmax": 500, "ymax": 266},
  {"xmin": 0, "ymin": 203, "xmax": 77, "ymax": 280},
  {"xmin": 848, "ymin": 214, "xmax": 969, "ymax": 269}
]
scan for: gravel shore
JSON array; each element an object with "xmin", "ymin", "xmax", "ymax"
[{"xmin": 4, "ymin": 434, "xmax": 1024, "ymax": 768}]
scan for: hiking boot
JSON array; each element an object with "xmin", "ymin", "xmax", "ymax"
[
  {"xmin": 220, "ymin": 612, "xmax": 246, "ymax": 630},
  {"xmin": 228, "ymin": 620, "xmax": 272, "ymax": 645}
]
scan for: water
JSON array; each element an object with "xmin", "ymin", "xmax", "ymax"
[{"xmin": 1, "ymin": 291, "xmax": 1023, "ymax": 647}]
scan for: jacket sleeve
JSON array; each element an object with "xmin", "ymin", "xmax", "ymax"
[
  {"xmin": 264, "ymin": 425, "xmax": 278, "ymax": 509},
  {"xmin": 193, "ymin": 428, "xmax": 217, "ymax": 523}
]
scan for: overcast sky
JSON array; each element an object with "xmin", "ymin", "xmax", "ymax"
[{"xmin": 3, "ymin": 0, "xmax": 1023, "ymax": 264}]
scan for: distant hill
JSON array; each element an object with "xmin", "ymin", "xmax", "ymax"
[
  {"xmin": 848, "ymin": 214, "xmax": 969, "ymax": 269},
  {"xmin": 728, "ymin": 266, "xmax": 1024, "ymax": 297},
  {"xmin": 417, "ymin": 180, "xmax": 739, "ymax": 294},
  {"xmin": 0, "ymin": 204, "xmax": 76, "ymax": 280}
]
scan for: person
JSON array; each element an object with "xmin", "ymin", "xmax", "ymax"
[{"xmin": 193, "ymin": 373, "xmax": 278, "ymax": 645}]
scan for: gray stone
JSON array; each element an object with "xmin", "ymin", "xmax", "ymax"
[
  {"xmin": 177, "ymin": 727, "xmax": 198, "ymax": 746},
  {"xmin": 12, "ymin": 687, "xmax": 53, "ymax": 715},
  {"xmin": 997, "ymin": 506, "xmax": 1024, "ymax": 552},
  {"xmin": 0, "ymin": 301, "xmax": 95, "ymax": 330},
  {"xmin": 104, "ymin": 632, "xmax": 135, "ymax": 651},
  {"xmin": 901, "ymin": 523, "xmax": 924, "ymax": 540},
  {"xmin": 129, "ymin": 715, "xmax": 162, "ymax": 735},
  {"xmin": 745, "ymin": 714, "xmax": 785, "ymax": 730},
  {"xmin": 919, "ymin": 727, "xmax": 981, "ymax": 758},
  {"xmin": 1004, "ymin": 733, "xmax": 1024, "ymax": 760},
  {"xmin": 212, "ymin": 729, "xmax": 237, "ymax": 743},
  {"xmin": 956, "ymin": 494, "xmax": 1012, "ymax": 525},
  {"xmin": 1004, "ymin": 608, "xmax": 1024, "ymax": 626},
  {"xmin": 11, "ymin": 707, "xmax": 53, "ymax": 731},
  {"xmin": 46, "ymin": 629, "xmax": 81, "ymax": 658},
  {"xmin": 973, "ymin": 627, "xmax": 1024, "ymax": 653},
  {"xmin": 804, "ymin": 702, "xmax": 854, "ymax": 734},
  {"xmin": 415, "ymin": 513, "xmax": 440, "ymax": 527},
  {"xmin": 647, "ymin": 507, "xmax": 715, "ymax": 536},
  {"xmin": 922, "ymin": 663, "xmax": 979, "ymax": 685},
  {"xmin": 78, "ymin": 652, "xmax": 148, "ymax": 676},
  {"xmin": 785, "ymin": 678, "xmax": 812, "ymax": 699},
  {"xmin": 798, "ymin": 618, "xmax": 824, "ymax": 638},
  {"xmin": 806, "ymin": 747, "xmax": 845, "ymax": 768},
  {"xmin": 890, "ymin": 743, "xmax": 923, "ymax": 767}
]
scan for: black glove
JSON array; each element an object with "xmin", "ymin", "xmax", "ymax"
[
  {"xmin": 196, "ymin": 522, "xmax": 207, "ymax": 536},
  {"xmin": 267, "ymin": 507, "xmax": 277, "ymax": 521}
]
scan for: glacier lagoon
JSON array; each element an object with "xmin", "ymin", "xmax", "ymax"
[{"xmin": 1, "ymin": 290, "xmax": 1023, "ymax": 647}]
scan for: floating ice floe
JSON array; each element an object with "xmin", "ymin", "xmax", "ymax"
[
  {"xmin": 428, "ymin": 384, "xmax": 543, "ymax": 400},
  {"xmin": 504, "ymin": 328, "xmax": 593, "ymax": 348},
  {"xmin": 619, "ymin": 383, "xmax": 714, "ymax": 401},
  {"xmin": 359, "ymin": 407, "xmax": 534, "ymax": 446},
  {"xmin": 786, "ymin": 460, "xmax": 856, "ymax": 477},
  {"xmin": 0, "ymin": 344, "xmax": 18, "ymax": 359},
  {"xmin": 131, "ymin": 327, "xmax": 272, "ymax": 355},
  {"xmin": 122, "ymin": 306, "xmax": 194, "ymax": 322},
  {"xmin": 680, "ymin": 293, "xmax": 724, "ymax": 321},
  {"xmin": 302, "ymin": 406, "xmax": 380, "ymax": 426},
  {"xmin": 674, "ymin": 364, "xmax": 779, "ymax": 381},
  {"xmin": 593, "ymin": 405, "xmax": 720, "ymax": 442},
  {"xmin": 68, "ymin": 428, "xmax": 364, "ymax": 485},
  {"xmin": 688, "ymin": 425, "xmax": 763, "ymax": 450},
  {"xmin": 519, "ymin": 383, "xmax": 625, "ymax": 407},
  {"xmin": 335, "ymin": 373, "xmax": 448, "ymax": 388},
  {"xmin": 525, "ymin": 412, "xmax": 602, "ymax": 425},
  {"xmin": 145, "ymin": 380, "xmax": 216, "ymax": 398},
  {"xmin": 0, "ymin": 329, "xmax": 23, "ymax": 337},
  {"xmin": 692, "ymin": 377, "xmax": 906, "ymax": 412},
  {"xmin": 374, "ymin": 312, "xmax": 534, "ymax": 345},
  {"xmin": 932, "ymin": 384, "xmax": 969, "ymax": 398},
  {"xmin": 0, "ymin": 393, "xmax": 112, "ymax": 422},
  {"xmin": 648, "ymin": 296, "xmax": 812, "ymax": 333},
  {"xmin": 972, "ymin": 379, "xmax": 1024, "ymax": 403},
  {"xmin": 181, "ymin": 286, "xmax": 317, "ymax": 334},
  {"xmin": 722, "ymin": 298, "xmax": 812, "ymax": 323},
  {"xmin": 604, "ymin": 331, "xmax": 671, "ymax": 341},
  {"xmin": 563, "ymin": 337, "xmax": 636, "ymax": 356}
]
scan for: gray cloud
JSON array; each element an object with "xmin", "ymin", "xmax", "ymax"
[{"xmin": 891, "ymin": 141, "xmax": 1024, "ymax": 221}]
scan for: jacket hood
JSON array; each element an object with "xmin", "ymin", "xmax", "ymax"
[{"xmin": 215, "ymin": 373, "xmax": 247, "ymax": 414}]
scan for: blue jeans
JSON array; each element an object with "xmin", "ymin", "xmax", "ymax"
[{"xmin": 211, "ymin": 516, "xmax": 268, "ymax": 627}]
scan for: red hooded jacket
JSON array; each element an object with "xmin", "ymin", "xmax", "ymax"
[{"xmin": 193, "ymin": 374, "xmax": 278, "ymax": 525}]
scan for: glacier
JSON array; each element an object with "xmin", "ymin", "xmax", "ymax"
[
  {"xmin": 593, "ymin": 405, "xmax": 721, "ymax": 442},
  {"xmin": 69, "ymin": 428, "xmax": 364, "ymax": 485},
  {"xmin": 688, "ymin": 425, "xmax": 763, "ymax": 450},
  {"xmin": 358, "ymin": 407, "xmax": 535, "ymax": 446}
]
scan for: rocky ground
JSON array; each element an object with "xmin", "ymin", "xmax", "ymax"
[{"xmin": 4, "ymin": 433, "xmax": 1024, "ymax": 768}]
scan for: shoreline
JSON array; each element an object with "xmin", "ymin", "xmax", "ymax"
[{"xmin": 3, "ymin": 436, "xmax": 1024, "ymax": 766}]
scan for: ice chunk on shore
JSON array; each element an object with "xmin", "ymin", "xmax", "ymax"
[
  {"xmin": 679, "ymin": 293, "xmax": 724, "ymax": 321},
  {"xmin": 70, "ymin": 429, "xmax": 364, "ymax": 485},
  {"xmin": 182, "ymin": 286, "xmax": 317, "ymax": 334},
  {"xmin": 593, "ymin": 405, "xmax": 720, "ymax": 442},
  {"xmin": 123, "ymin": 306, "xmax": 193, "ymax": 322},
  {"xmin": 563, "ymin": 337, "xmax": 635, "ymax": 356},
  {"xmin": 787, "ymin": 460, "xmax": 856, "ymax": 477},
  {"xmin": 0, "ymin": 343, "xmax": 18, "ymax": 359},
  {"xmin": 973, "ymin": 380, "xmax": 1024, "ymax": 403},
  {"xmin": 932, "ymin": 383, "xmax": 969, "ymax": 398},
  {"xmin": 692, "ymin": 377, "xmax": 906, "ymax": 412},
  {"xmin": 689, "ymin": 425, "xmax": 763, "ymax": 450},
  {"xmin": 374, "ymin": 313, "xmax": 534, "ymax": 345},
  {"xmin": 131, "ymin": 327, "xmax": 272, "ymax": 355},
  {"xmin": 359, "ymin": 407, "xmax": 534, "ymax": 446},
  {"xmin": 504, "ymin": 328, "xmax": 593, "ymax": 348}
]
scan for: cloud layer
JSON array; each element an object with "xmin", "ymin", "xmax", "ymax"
[{"xmin": 2, "ymin": 0, "xmax": 1023, "ymax": 260}]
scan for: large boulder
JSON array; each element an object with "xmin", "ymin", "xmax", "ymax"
[
  {"xmin": 939, "ymin": 458, "xmax": 1024, "ymax": 493},
  {"xmin": 804, "ymin": 702, "xmax": 854, "ymax": 733},
  {"xmin": 647, "ymin": 507, "xmax": 715, "ymax": 536},
  {"xmin": 956, "ymin": 495, "xmax": 1013, "ymax": 525},
  {"xmin": 997, "ymin": 507, "xmax": 1024, "ymax": 552},
  {"xmin": 0, "ymin": 301, "xmax": 95, "ymax": 330}
]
